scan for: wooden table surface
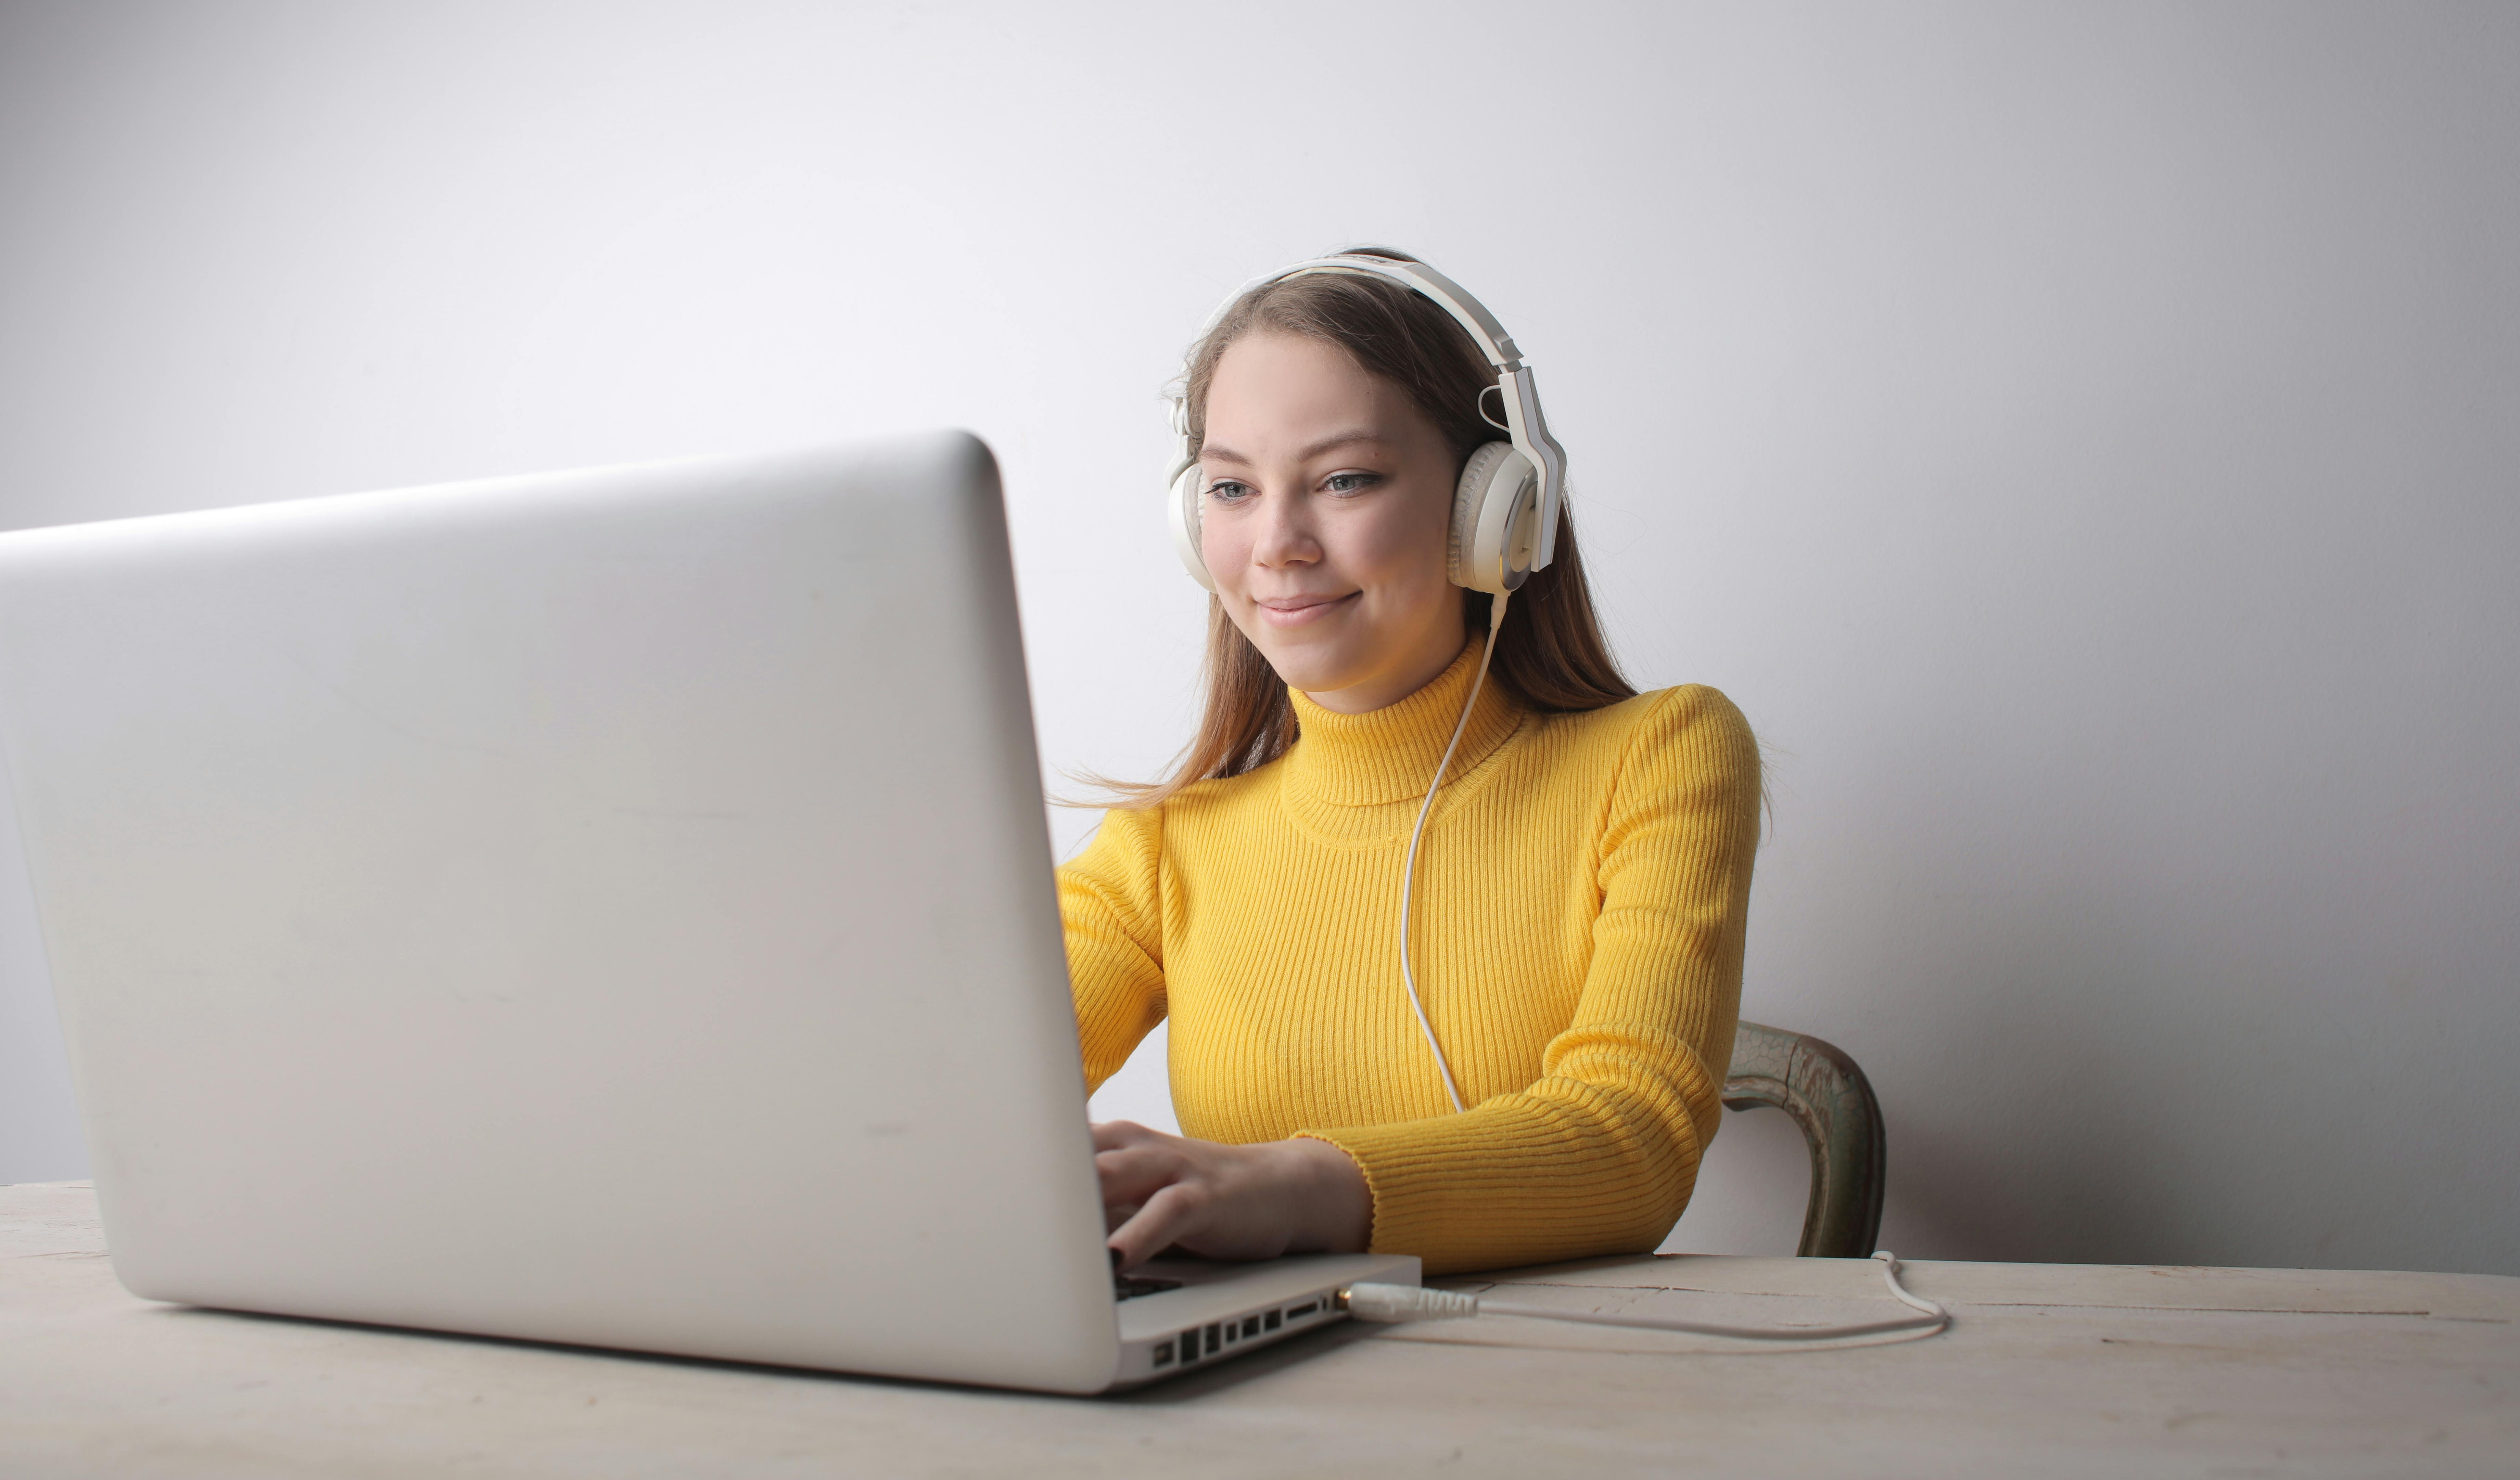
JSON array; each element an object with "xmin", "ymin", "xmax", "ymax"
[{"xmin": 4, "ymin": 1181, "xmax": 2513, "ymax": 1478}]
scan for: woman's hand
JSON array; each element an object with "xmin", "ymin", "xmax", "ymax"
[{"xmin": 1092, "ymin": 1121, "xmax": 1373, "ymax": 1271}]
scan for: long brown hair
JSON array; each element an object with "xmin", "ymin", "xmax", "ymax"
[{"xmin": 1100, "ymin": 250, "xmax": 1634, "ymax": 809}]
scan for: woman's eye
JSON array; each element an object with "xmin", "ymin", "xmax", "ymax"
[
  {"xmin": 1324, "ymin": 472, "xmax": 1382, "ymax": 495},
  {"xmin": 1205, "ymin": 479, "xmax": 1254, "ymax": 503}
]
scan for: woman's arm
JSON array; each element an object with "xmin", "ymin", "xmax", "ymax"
[
  {"xmin": 1065, "ymin": 807, "xmax": 1370, "ymax": 1266},
  {"xmin": 1057, "ymin": 805, "xmax": 1170, "ymax": 1094},
  {"xmin": 1301, "ymin": 685, "xmax": 1760, "ymax": 1275}
]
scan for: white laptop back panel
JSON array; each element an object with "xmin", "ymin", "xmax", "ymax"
[{"xmin": 0, "ymin": 432, "xmax": 1125, "ymax": 1392}]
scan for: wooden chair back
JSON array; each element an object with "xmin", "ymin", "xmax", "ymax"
[{"xmin": 1720, "ymin": 1022, "xmax": 1887, "ymax": 1258}]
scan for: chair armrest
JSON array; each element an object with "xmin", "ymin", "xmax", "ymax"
[{"xmin": 1722, "ymin": 1021, "xmax": 1888, "ymax": 1258}]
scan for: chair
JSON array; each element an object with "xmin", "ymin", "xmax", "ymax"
[{"xmin": 1721, "ymin": 1021, "xmax": 1886, "ymax": 1258}]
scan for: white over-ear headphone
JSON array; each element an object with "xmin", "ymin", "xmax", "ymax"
[{"xmin": 1164, "ymin": 252, "xmax": 1568, "ymax": 598}]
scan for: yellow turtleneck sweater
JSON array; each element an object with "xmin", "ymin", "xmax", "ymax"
[{"xmin": 1058, "ymin": 641, "xmax": 1759, "ymax": 1276}]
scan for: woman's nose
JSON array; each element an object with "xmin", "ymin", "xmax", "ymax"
[{"xmin": 1250, "ymin": 489, "xmax": 1318, "ymax": 568}]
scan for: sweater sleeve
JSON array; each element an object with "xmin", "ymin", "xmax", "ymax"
[
  {"xmin": 1056, "ymin": 804, "xmax": 1169, "ymax": 1096},
  {"xmin": 1302, "ymin": 686, "xmax": 1760, "ymax": 1275}
]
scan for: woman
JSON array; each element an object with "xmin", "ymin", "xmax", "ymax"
[{"xmin": 1063, "ymin": 250, "xmax": 1759, "ymax": 1278}]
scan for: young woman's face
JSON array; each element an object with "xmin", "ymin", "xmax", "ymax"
[{"xmin": 1196, "ymin": 331, "xmax": 1466, "ymax": 714}]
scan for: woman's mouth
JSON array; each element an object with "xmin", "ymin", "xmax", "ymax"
[{"xmin": 1253, "ymin": 592, "xmax": 1359, "ymax": 628}]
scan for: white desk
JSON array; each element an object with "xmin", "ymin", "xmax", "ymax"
[{"xmin": 4, "ymin": 1181, "xmax": 2512, "ymax": 1477}]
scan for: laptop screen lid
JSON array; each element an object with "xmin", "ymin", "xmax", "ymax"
[{"xmin": 0, "ymin": 432, "xmax": 1124, "ymax": 1392}]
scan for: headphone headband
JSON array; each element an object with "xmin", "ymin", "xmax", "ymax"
[{"xmin": 1217, "ymin": 255, "xmax": 1527, "ymax": 372}]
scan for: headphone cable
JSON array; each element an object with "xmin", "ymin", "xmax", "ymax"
[
  {"xmin": 1397, "ymin": 592, "xmax": 1509, "ymax": 1115},
  {"xmin": 1340, "ymin": 1250, "xmax": 1952, "ymax": 1346}
]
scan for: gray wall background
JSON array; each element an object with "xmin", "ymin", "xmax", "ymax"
[{"xmin": 2, "ymin": 1, "xmax": 2512, "ymax": 1273}]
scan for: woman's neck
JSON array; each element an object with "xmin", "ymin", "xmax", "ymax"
[
  {"xmin": 1299, "ymin": 617, "xmax": 1474, "ymax": 715},
  {"xmin": 1283, "ymin": 639, "xmax": 1520, "ymax": 809}
]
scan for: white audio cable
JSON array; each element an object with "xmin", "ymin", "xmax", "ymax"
[
  {"xmin": 1397, "ymin": 592, "xmax": 1510, "ymax": 1115},
  {"xmin": 1340, "ymin": 1250, "xmax": 1951, "ymax": 1345}
]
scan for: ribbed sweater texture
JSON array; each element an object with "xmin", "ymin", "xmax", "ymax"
[{"xmin": 1058, "ymin": 641, "xmax": 1760, "ymax": 1275}]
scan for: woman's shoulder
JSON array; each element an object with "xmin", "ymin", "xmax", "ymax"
[
  {"xmin": 1524, "ymin": 682, "xmax": 1759, "ymax": 823},
  {"xmin": 1537, "ymin": 681, "xmax": 1755, "ymax": 759},
  {"xmin": 1071, "ymin": 755, "xmax": 1284, "ymax": 851},
  {"xmin": 1175, "ymin": 750, "xmax": 1295, "ymax": 812}
]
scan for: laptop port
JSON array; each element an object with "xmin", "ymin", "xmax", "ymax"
[
  {"xmin": 1153, "ymin": 1339, "xmax": 1173, "ymax": 1368},
  {"xmin": 1204, "ymin": 1323, "xmax": 1221, "ymax": 1355},
  {"xmin": 1264, "ymin": 1310, "xmax": 1281, "ymax": 1331},
  {"xmin": 1285, "ymin": 1301, "xmax": 1318, "ymax": 1319},
  {"xmin": 1241, "ymin": 1316, "xmax": 1260, "ymax": 1339}
]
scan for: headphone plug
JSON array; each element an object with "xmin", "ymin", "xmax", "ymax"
[{"xmin": 1340, "ymin": 1283, "xmax": 1481, "ymax": 1323}]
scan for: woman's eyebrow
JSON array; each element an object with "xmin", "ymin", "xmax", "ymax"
[
  {"xmin": 1199, "ymin": 432, "xmax": 1386, "ymax": 466},
  {"xmin": 1297, "ymin": 431, "xmax": 1385, "ymax": 461}
]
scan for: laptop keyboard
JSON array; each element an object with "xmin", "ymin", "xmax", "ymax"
[{"xmin": 1115, "ymin": 1275, "xmax": 1184, "ymax": 1301}]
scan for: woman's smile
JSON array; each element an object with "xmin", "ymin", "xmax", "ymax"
[{"xmin": 1255, "ymin": 591, "xmax": 1360, "ymax": 626}]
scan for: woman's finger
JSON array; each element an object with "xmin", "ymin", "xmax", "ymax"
[
  {"xmin": 1108, "ymin": 1181, "xmax": 1205, "ymax": 1270},
  {"xmin": 1089, "ymin": 1120, "xmax": 1161, "ymax": 1152},
  {"xmin": 1093, "ymin": 1144, "xmax": 1189, "ymax": 1205}
]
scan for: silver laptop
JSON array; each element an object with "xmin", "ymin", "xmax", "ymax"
[{"xmin": 0, "ymin": 431, "xmax": 1416, "ymax": 1394}]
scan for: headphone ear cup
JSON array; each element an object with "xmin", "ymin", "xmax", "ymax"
[
  {"xmin": 1167, "ymin": 457, "xmax": 1217, "ymax": 591},
  {"xmin": 1449, "ymin": 441, "xmax": 1539, "ymax": 595}
]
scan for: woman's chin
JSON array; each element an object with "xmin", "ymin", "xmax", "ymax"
[{"xmin": 1250, "ymin": 640, "xmax": 1368, "ymax": 696}]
